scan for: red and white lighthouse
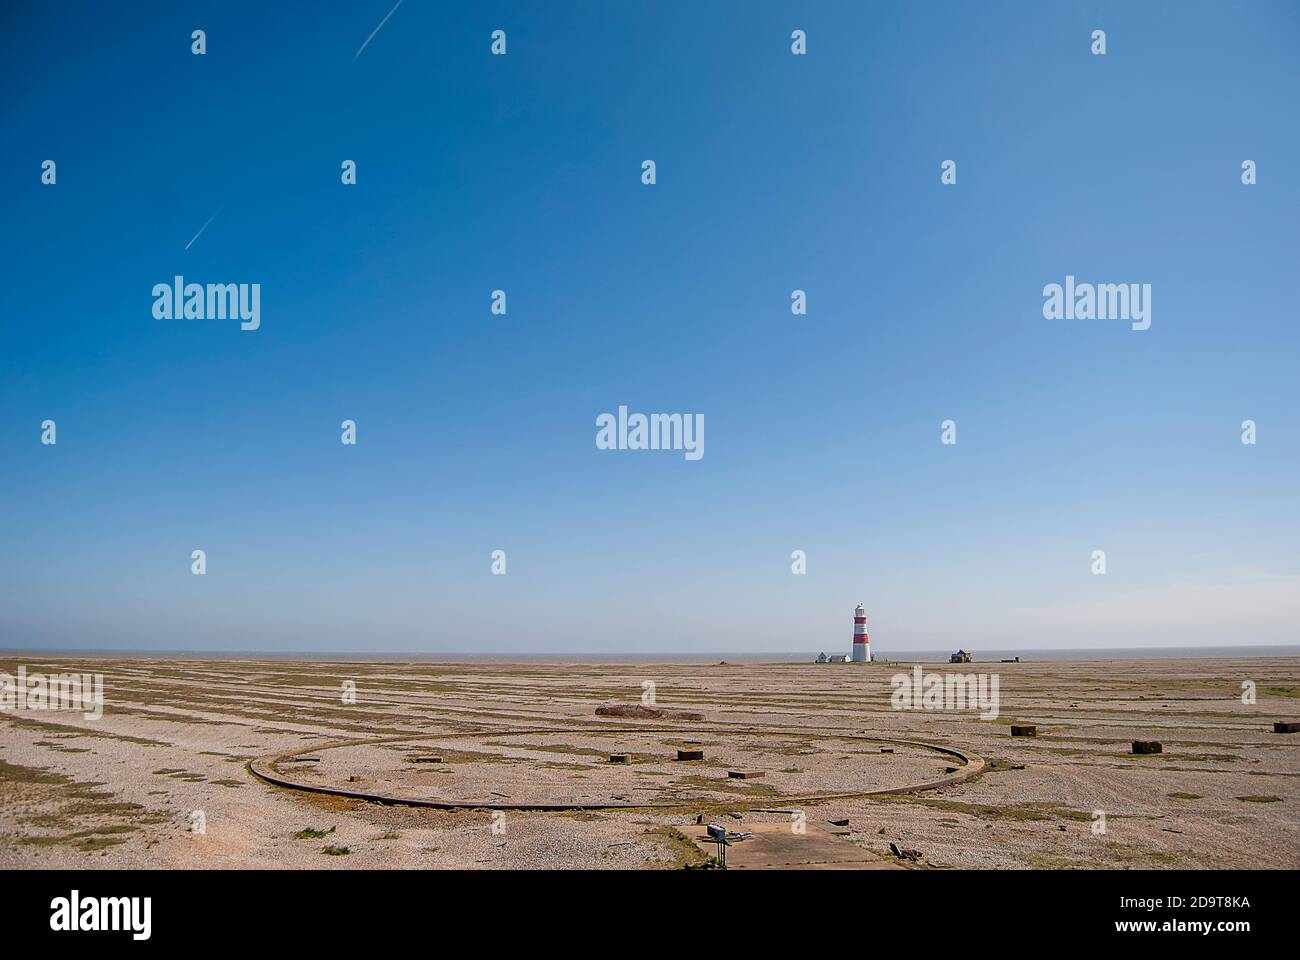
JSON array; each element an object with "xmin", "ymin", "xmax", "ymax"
[{"xmin": 851, "ymin": 603, "xmax": 871, "ymax": 662}]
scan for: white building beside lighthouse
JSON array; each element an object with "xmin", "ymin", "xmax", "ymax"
[{"xmin": 851, "ymin": 603, "xmax": 871, "ymax": 662}]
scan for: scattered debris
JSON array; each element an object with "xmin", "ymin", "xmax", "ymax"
[
  {"xmin": 410, "ymin": 756, "xmax": 443, "ymax": 763},
  {"xmin": 1274, "ymin": 721, "xmax": 1299, "ymax": 734},
  {"xmin": 889, "ymin": 842, "xmax": 921, "ymax": 861},
  {"xmin": 880, "ymin": 747, "xmax": 894, "ymax": 754},
  {"xmin": 608, "ymin": 754, "xmax": 629, "ymax": 763},
  {"xmin": 828, "ymin": 818, "xmax": 850, "ymax": 827},
  {"xmin": 727, "ymin": 770, "xmax": 764, "ymax": 779},
  {"xmin": 1132, "ymin": 740, "xmax": 1163, "ymax": 754},
  {"xmin": 676, "ymin": 749, "xmax": 704, "ymax": 761},
  {"xmin": 1010, "ymin": 724, "xmax": 1037, "ymax": 737}
]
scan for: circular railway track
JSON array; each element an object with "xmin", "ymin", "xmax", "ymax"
[{"xmin": 248, "ymin": 725, "xmax": 986, "ymax": 811}]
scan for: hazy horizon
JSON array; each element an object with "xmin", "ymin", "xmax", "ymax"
[{"xmin": 3, "ymin": 644, "xmax": 1298, "ymax": 663}]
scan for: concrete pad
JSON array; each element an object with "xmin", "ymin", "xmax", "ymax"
[{"xmin": 690, "ymin": 820, "xmax": 903, "ymax": 870}]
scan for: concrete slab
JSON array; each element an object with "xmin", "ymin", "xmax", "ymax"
[{"xmin": 690, "ymin": 820, "xmax": 904, "ymax": 870}]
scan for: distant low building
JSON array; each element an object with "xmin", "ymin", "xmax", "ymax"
[
  {"xmin": 815, "ymin": 652, "xmax": 829, "ymax": 664},
  {"xmin": 949, "ymin": 649, "xmax": 972, "ymax": 663},
  {"xmin": 828, "ymin": 654, "xmax": 848, "ymax": 663}
]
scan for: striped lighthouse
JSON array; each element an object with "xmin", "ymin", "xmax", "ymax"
[{"xmin": 851, "ymin": 603, "xmax": 871, "ymax": 662}]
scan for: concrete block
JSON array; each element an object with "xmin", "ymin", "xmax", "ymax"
[{"xmin": 1132, "ymin": 740, "xmax": 1163, "ymax": 754}]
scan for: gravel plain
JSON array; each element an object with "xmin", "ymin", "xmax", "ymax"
[{"xmin": 1, "ymin": 654, "xmax": 1296, "ymax": 869}]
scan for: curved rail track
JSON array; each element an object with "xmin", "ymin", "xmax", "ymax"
[{"xmin": 248, "ymin": 726, "xmax": 986, "ymax": 811}]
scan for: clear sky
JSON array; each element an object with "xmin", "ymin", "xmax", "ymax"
[{"xmin": 1, "ymin": 1, "xmax": 1297, "ymax": 654}]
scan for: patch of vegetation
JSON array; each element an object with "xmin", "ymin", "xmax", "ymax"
[
  {"xmin": 533, "ymin": 760, "xmax": 597, "ymax": 771},
  {"xmin": 1014, "ymin": 851, "xmax": 1094, "ymax": 870},
  {"xmin": 1168, "ymin": 792, "xmax": 1202, "ymax": 800},
  {"xmin": 1101, "ymin": 845, "xmax": 1184, "ymax": 867},
  {"xmin": 1236, "ymin": 795, "xmax": 1281, "ymax": 803},
  {"xmin": 2, "ymin": 759, "xmax": 167, "ymax": 851},
  {"xmin": 985, "ymin": 759, "xmax": 1027, "ymax": 772},
  {"xmin": 671, "ymin": 774, "xmax": 778, "ymax": 798},
  {"xmin": 1, "ymin": 714, "xmax": 170, "ymax": 746},
  {"xmin": 1123, "ymin": 751, "xmax": 1240, "ymax": 763},
  {"xmin": 0, "ymin": 759, "xmax": 65, "ymax": 785},
  {"xmin": 492, "ymin": 741, "xmax": 615, "ymax": 759},
  {"xmin": 294, "ymin": 826, "xmax": 336, "ymax": 839},
  {"xmin": 644, "ymin": 826, "xmax": 708, "ymax": 869},
  {"xmin": 321, "ymin": 845, "xmax": 351, "ymax": 855},
  {"xmin": 162, "ymin": 770, "xmax": 206, "ymax": 782},
  {"xmin": 1262, "ymin": 687, "xmax": 1300, "ymax": 698},
  {"xmin": 883, "ymin": 796, "xmax": 1093, "ymax": 823}
]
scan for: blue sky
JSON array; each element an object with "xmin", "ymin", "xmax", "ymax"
[{"xmin": 1, "ymin": 1, "xmax": 1297, "ymax": 653}]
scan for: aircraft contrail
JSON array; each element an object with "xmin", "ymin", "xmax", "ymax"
[
  {"xmin": 354, "ymin": 0, "xmax": 403, "ymax": 63},
  {"xmin": 184, "ymin": 209, "xmax": 222, "ymax": 251}
]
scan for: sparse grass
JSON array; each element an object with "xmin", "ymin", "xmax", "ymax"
[
  {"xmin": 321, "ymin": 845, "xmax": 351, "ymax": 856},
  {"xmin": 671, "ymin": 774, "xmax": 778, "ymax": 798},
  {"xmin": 1, "ymin": 759, "xmax": 166, "ymax": 850},
  {"xmin": 1262, "ymin": 687, "xmax": 1300, "ymax": 698},
  {"xmin": 1236, "ymin": 795, "xmax": 1281, "ymax": 803},
  {"xmin": 496, "ymin": 741, "xmax": 611, "ymax": 759},
  {"xmin": 882, "ymin": 795, "xmax": 1094, "ymax": 823},
  {"xmin": 1168, "ymin": 792, "xmax": 1203, "ymax": 800},
  {"xmin": 0, "ymin": 714, "xmax": 170, "ymax": 746},
  {"xmin": 294, "ymin": 826, "xmax": 336, "ymax": 839},
  {"xmin": 1123, "ymin": 751, "xmax": 1240, "ymax": 763},
  {"xmin": 985, "ymin": 758, "xmax": 1027, "ymax": 772},
  {"xmin": 644, "ymin": 826, "xmax": 708, "ymax": 869}
]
